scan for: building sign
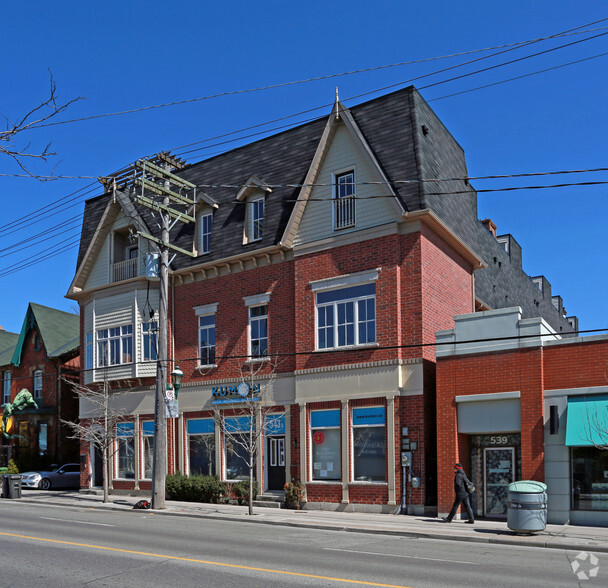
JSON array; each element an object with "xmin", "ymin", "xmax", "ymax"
[{"xmin": 211, "ymin": 383, "xmax": 261, "ymax": 404}]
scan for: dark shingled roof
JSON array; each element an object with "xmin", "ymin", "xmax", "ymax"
[{"xmin": 74, "ymin": 86, "xmax": 574, "ymax": 333}]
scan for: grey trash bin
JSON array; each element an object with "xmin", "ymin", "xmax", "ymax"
[
  {"xmin": 2, "ymin": 475, "xmax": 22, "ymax": 499},
  {"xmin": 507, "ymin": 480, "xmax": 547, "ymax": 534}
]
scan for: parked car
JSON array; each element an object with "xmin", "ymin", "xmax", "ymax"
[{"xmin": 21, "ymin": 464, "xmax": 81, "ymax": 490}]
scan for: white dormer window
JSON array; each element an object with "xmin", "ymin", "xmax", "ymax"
[
  {"xmin": 497, "ymin": 236, "xmax": 510, "ymax": 254},
  {"xmin": 198, "ymin": 212, "xmax": 213, "ymax": 254},
  {"xmin": 334, "ymin": 171, "xmax": 355, "ymax": 230},
  {"xmin": 250, "ymin": 197, "xmax": 264, "ymax": 242},
  {"xmin": 236, "ymin": 176, "xmax": 271, "ymax": 244}
]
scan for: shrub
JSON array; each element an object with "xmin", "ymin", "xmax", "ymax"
[
  {"xmin": 7, "ymin": 459, "xmax": 19, "ymax": 474},
  {"xmin": 233, "ymin": 479, "xmax": 258, "ymax": 505},
  {"xmin": 284, "ymin": 481, "xmax": 304, "ymax": 509},
  {"xmin": 165, "ymin": 474, "xmax": 227, "ymax": 504}
]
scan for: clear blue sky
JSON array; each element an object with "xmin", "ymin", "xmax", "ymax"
[{"xmin": 1, "ymin": 1, "xmax": 606, "ymax": 334}]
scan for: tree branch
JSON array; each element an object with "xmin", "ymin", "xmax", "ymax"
[{"xmin": 0, "ymin": 71, "xmax": 84, "ymax": 180}]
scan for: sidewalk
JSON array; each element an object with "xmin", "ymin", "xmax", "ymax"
[{"xmin": 12, "ymin": 489, "xmax": 608, "ymax": 554}]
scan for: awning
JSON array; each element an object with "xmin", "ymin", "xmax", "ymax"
[{"xmin": 566, "ymin": 395, "xmax": 608, "ymax": 446}]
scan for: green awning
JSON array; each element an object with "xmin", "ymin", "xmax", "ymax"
[{"xmin": 566, "ymin": 395, "xmax": 608, "ymax": 446}]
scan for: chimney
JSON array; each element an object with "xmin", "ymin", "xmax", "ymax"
[{"xmin": 482, "ymin": 219, "xmax": 497, "ymax": 238}]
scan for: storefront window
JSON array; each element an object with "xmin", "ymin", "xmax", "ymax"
[
  {"xmin": 116, "ymin": 422, "xmax": 135, "ymax": 479},
  {"xmin": 142, "ymin": 421, "xmax": 154, "ymax": 479},
  {"xmin": 352, "ymin": 407, "xmax": 385, "ymax": 482},
  {"xmin": 225, "ymin": 417, "xmax": 251, "ymax": 480},
  {"xmin": 188, "ymin": 418, "xmax": 216, "ymax": 476},
  {"xmin": 572, "ymin": 446, "xmax": 608, "ymax": 511},
  {"xmin": 311, "ymin": 409, "xmax": 341, "ymax": 481}
]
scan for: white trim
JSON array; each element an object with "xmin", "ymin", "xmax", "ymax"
[
  {"xmin": 544, "ymin": 385, "xmax": 608, "ymax": 398},
  {"xmin": 194, "ymin": 302, "xmax": 219, "ymax": 316},
  {"xmin": 243, "ymin": 292, "xmax": 271, "ymax": 307},
  {"xmin": 310, "ymin": 268, "xmax": 380, "ymax": 292},
  {"xmin": 455, "ymin": 391, "xmax": 521, "ymax": 403}
]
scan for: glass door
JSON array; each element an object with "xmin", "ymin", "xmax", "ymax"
[{"xmin": 483, "ymin": 447, "xmax": 515, "ymax": 517}]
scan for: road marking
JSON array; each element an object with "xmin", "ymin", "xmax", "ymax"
[
  {"xmin": 0, "ymin": 531, "xmax": 414, "ymax": 588},
  {"xmin": 40, "ymin": 517, "xmax": 115, "ymax": 527},
  {"xmin": 324, "ymin": 547, "xmax": 478, "ymax": 566}
]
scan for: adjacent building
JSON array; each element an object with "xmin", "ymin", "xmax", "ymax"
[
  {"xmin": 67, "ymin": 86, "xmax": 573, "ymax": 512},
  {"xmin": 436, "ymin": 307, "xmax": 606, "ymax": 525},
  {"xmin": 0, "ymin": 303, "xmax": 80, "ymax": 468}
]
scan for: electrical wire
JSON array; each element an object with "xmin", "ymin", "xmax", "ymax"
[
  {"xmin": 429, "ymin": 51, "xmax": 608, "ymax": 102},
  {"xmin": 6, "ymin": 325, "xmax": 607, "ymax": 385},
  {"xmin": 26, "ymin": 21, "xmax": 608, "ymax": 132}
]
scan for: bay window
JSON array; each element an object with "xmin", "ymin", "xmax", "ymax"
[{"xmin": 97, "ymin": 325, "xmax": 133, "ymax": 366}]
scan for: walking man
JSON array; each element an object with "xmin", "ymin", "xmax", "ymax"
[{"xmin": 443, "ymin": 463, "xmax": 475, "ymax": 523}]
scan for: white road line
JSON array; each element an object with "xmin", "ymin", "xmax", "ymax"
[
  {"xmin": 40, "ymin": 517, "xmax": 115, "ymax": 527},
  {"xmin": 323, "ymin": 547, "xmax": 479, "ymax": 565}
]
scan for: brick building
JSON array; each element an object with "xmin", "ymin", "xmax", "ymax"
[
  {"xmin": 67, "ymin": 87, "xmax": 573, "ymax": 512},
  {"xmin": 436, "ymin": 307, "xmax": 607, "ymax": 525},
  {"xmin": 0, "ymin": 303, "xmax": 80, "ymax": 468}
]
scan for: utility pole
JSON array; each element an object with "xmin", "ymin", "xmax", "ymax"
[
  {"xmin": 150, "ymin": 165, "xmax": 170, "ymax": 509},
  {"xmin": 129, "ymin": 153, "xmax": 196, "ymax": 510}
]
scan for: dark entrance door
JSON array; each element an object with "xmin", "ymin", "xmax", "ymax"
[
  {"xmin": 483, "ymin": 447, "xmax": 515, "ymax": 517},
  {"xmin": 93, "ymin": 446, "xmax": 103, "ymax": 487},
  {"xmin": 266, "ymin": 436, "xmax": 285, "ymax": 491}
]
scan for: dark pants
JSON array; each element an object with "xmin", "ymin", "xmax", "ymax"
[{"xmin": 447, "ymin": 493, "xmax": 474, "ymax": 521}]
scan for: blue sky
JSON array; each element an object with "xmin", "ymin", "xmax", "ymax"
[{"xmin": 1, "ymin": 1, "xmax": 606, "ymax": 334}]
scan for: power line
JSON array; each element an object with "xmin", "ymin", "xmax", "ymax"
[
  {"xmin": 0, "ymin": 182, "xmax": 97, "ymax": 236},
  {"xmin": 1, "ymin": 170, "xmax": 606, "ymax": 277},
  {"xmin": 27, "ymin": 22, "xmax": 608, "ymax": 132},
  {"xmin": 429, "ymin": 51, "xmax": 608, "ymax": 102},
  {"xmin": 172, "ymin": 44, "xmax": 608, "ymax": 160},
  {"xmin": 6, "ymin": 325, "xmax": 607, "ymax": 385}
]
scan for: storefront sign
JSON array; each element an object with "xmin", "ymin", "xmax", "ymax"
[{"xmin": 211, "ymin": 383, "xmax": 261, "ymax": 404}]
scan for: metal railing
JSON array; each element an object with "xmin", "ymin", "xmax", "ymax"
[
  {"xmin": 112, "ymin": 258, "xmax": 138, "ymax": 282},
  {"xmin": 334, "ymin": 196, "xmax": 356, "ymax": 230}
]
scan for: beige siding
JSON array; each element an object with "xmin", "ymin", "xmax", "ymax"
[
  {"xmin": 84, "ymin": 301, "xmax": 95, "ymax": 386},
  {"xmin": 95, "ymin": 292, "xmax": 135, "ymax": 329},
  {"xmin": 293, "ymin": 123, "xmax": 398, "ymax": 247},
  {"xmin": 85, "ymin": 237, "xmax": 110, "ymax": 290},
  {"xmin": 135, "ymin": 288, "xmax": 159, "ymax": 378}
]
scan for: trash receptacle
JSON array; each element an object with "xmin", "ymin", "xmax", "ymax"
[
  {"xmin": 2, "ymin": 475, "xmax": 22, "ymax": 499},
  {"xmin": 507, "ymin": 480, "xmax": 547, "ymax": 534}
]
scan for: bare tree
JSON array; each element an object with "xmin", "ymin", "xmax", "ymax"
[
  {"xmin": 61, "ymin": 376, "xmax": 129, "ymax": 503},
  {"xmin": 215, "ymin": 358, "xmax": 284, "ymax": 515},
  {"xmin": 1, "ymin": 72, "xmax": 83, "ymax": 179}
]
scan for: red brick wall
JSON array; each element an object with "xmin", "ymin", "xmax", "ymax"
[
  {"xmin": 419, "ymin": 225, "xmax": 474, "ymax": 361},
  {"xmin": 436, "ymin": 348, "xmax": 545, "ymax": 513},
  {"xmin": 436, "ymin": 337, "xmax": 608, "ymax": 514},
  {"xmin": 544, "ymin": 339, "xmax": 608, "ymax": 390}
]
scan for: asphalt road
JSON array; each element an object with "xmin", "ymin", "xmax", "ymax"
[{"xmin": 0, "ymin": 501, "xmax": 604, "ymax": 587}]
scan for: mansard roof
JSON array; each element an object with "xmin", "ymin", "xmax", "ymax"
[
  {"xmin": 71, "ymin": 86, "xmax": 575, "ymax": 333},
  {"xmin": 75, "ymin": 86, "xmax": 428, "ymax": 273}
]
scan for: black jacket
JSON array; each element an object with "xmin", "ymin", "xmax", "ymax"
[{"xmin": 454, "ymin": 469, "xmax": 471, "ymax": 496}]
